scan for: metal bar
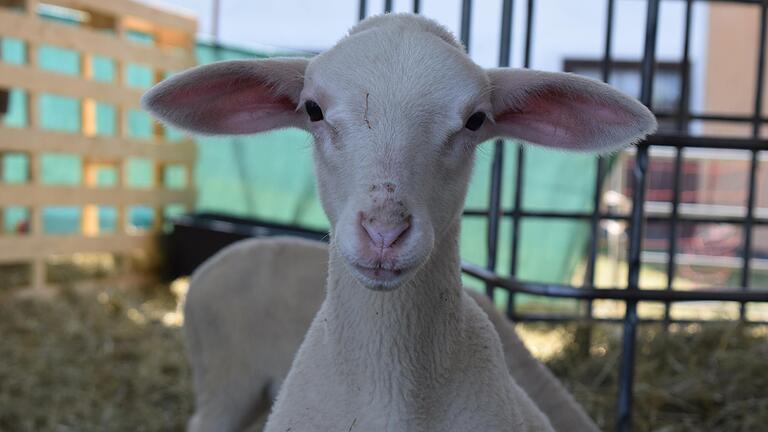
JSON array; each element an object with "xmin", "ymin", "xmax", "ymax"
[
  {"xmin": 584, "ymin": 159, "xmax": 604, "ymax": 288},
  {"xmin": 460, "ymin": 0, "xmax": 472, "ymax": 49},
  {"xmin": 508, "ymin": 0, "xmax": 534, "ymax": 319},
  {"xmin": 601, "ymin": 0, "xmax": 615, "ymax": 83},
  {"xmin": 358, "ymin": 0, "xmax": 366, "ymax": 21},
  {"xmin": 654, "ymin": 111, "xmax": 768, "ymax": 122},
  {"xmin": 665, "ymin": 0, "xmax": 693, "ymax": 323},
  {"xmin": 384, "ymin": 0, "xmax": 393, "ymax": 13},
  {"xmin": 210, "ymin": 0, "xmax": 221, "ymax": 42},
  {"xmin": 487, "ymin": 143, "xmax": 504, "ymax": 298},
  {"xmin": 485, "ymin": 0, "xmax": 514, "ymax": 299},
  {"xmin": 470, "ymin": 206, "xmax": 768, "ymax": 225},
  {"xmin": 644, "ymin": 133, "xmax": 768, "ymax": 150},
  {"xmin": 584, "ymin": 0, "xmax": 615, "ymax": 320},
  {"xmin": 665, "ymin": 148, "xmax": 684, "ymax": 322},
  {"xmin": 413, "ymin": 0, "xmax": 420, "ymax": 14},
  {"xmin": 618, "ymin": 0, "xmax": 659, "ymax": 430},
  {"xmin": 499, "ymin": 0, "xmax": 514, "ymax": 67},
  {"xmin": 508, "ymin": 158, "xmax": 525, "ymax": 318},
  {"xmin": 676, "ymin": 0, "xmax": 693, "ymax": 133},
  {"xmin": 462, "ymin": 261, "xmax": 768, "ymax": 302},
  {"xmin": 463, "ymin": 208, "xmax": 768, "ymax": 226},
  {"xmin": 740, "ymin": 3, "xmax": 767, "ymax": 318},
  {"xmin": 511, "ymin": 313, "xmax": 768, "ymax": 325},
  {"xmin": 523, "ymin": 0, "xmax": 534, "ymax": 67}
]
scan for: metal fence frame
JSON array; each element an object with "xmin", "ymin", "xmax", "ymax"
[{"xmin": 358, "ymin": 1, "xmax": 768, "ymax": 431}]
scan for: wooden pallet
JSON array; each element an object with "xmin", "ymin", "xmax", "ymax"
[{"xmin": 0, "ymin": 0, "xmax": 197, "ymax": 289}]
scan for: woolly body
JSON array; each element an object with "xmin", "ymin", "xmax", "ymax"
[{"xmin": 184, "ymin": 237, "xmax": 598, "ymax": 431}]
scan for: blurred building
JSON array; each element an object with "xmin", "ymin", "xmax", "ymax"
[{"xmin": 563, "ymin": 1, "xmax": 765, "ymax": 290}]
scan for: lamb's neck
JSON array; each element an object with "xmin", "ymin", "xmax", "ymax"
[{"xmin": 322, "ymin": 224, "xmax": 465, "ymax": 392}]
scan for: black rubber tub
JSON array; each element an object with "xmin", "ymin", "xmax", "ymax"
[{"xmin": 165, "ymin": 213, "xmax": 327, "ymax": 279}]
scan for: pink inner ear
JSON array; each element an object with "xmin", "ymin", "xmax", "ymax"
[
  {"xmin": 200, "ymin": 81, "xmax": 297, "ymax": 133},
  {"xmin": 496, "ymin": 87, "xmax": 633, "ymax": 150},
  {"xmin": 150, "ymin": 71, "xmax": 298, "ymax": 134}
]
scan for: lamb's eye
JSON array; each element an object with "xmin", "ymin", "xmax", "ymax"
[
  {"xmin": 305, "ymin": 100, "xmax": 324, "ymax": 122},
  {"xmin": 464, "ymin": 112, "xmax": 486, "ymax": 131}
]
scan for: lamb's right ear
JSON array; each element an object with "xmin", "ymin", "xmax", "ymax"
[{"xmin": 141, "ymin": 58, "xmax": 308, "ymax": 135}]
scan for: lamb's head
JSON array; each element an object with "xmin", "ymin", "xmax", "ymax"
[{"xmin": 142, "ymin": 13, "xmax": 656, "ymax": 291}]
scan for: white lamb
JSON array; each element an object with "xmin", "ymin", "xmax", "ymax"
[
  {"xmin": 143, "ymin": 13, "xmax": 655, "ymax": 432},
  {"xmin": 183, "ymin": 236, "xmax": 601, "ymax": 432}
]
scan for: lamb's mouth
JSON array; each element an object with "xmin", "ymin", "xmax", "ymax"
[{"xmin": 350, "ymin": 262, "xmax": 412, "ymax": 289}]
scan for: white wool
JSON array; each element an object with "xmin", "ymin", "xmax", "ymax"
[{"xmin": 184, "ymin": 237, "xmax": 599, "ymax": 432}]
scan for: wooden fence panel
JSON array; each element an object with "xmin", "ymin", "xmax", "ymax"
[{"xmin": 0, "ymin": 0, "xmax": 197, "ymax": 289}]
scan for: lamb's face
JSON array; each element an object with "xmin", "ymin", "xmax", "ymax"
[
  {"xmin": 301, "ymin": 30, "xmax": 491, "ymax": 290},
  {"xmin": 141, "ymin": 14, "xmax": 656, "ymax": 293}
]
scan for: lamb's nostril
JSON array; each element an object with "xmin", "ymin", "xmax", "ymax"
[
  {"xmin": 361, "ymin": 218, "xmax": 410, "ymax": 248},
  {"xmin": 383, "ymin": 183, "xmax": 396, "ymax": 194}
]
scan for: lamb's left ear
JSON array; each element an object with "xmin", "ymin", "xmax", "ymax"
[
  {"xmin": 142, "ymin": 58, "xmax": 308, "ymax": 135},
  {"xmin": 486, "ymin": 68, "xmax": 657, "ymax": 153}
]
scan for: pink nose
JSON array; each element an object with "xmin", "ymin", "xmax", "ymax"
[{"xmin": 361, "ymin": 219, "xmax": 410, "ymax": 248}]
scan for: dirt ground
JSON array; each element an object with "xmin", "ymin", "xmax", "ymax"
[{"xmin": 0, "ymin": 283, "xmax": 765, "ymax": 432}]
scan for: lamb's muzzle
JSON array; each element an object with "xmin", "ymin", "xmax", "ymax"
[
  {"xmin": 349, "ymin": 180, "xmax": 415, "ymax": 287},
  {"xmin": 360, "ymin": 215, "xmax": 410, "ymax": 250}
]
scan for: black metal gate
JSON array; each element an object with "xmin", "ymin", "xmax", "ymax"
[{"xmin": 357, "ymin": 1, "xmax": 768, "ymax": 431}]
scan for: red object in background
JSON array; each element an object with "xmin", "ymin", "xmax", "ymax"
[
  {"xmin": 624, "ymin": 157, "xmax": 700, "ymax": 203},
  {"xmin": 14, "ymin": 220, "xmax": 29, "ymax": 234},
  {"xmin": 0, "ymin": 89, "xmax": 8, "ymax": 116}
]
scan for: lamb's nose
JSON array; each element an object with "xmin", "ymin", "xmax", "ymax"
[{"xmin": 361, "ymin": 218, "xmax": 411, "ymax": 248}]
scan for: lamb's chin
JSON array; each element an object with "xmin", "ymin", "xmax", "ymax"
[{"xmin": 346, "ymin": 262, "xmax": 416, "ymax": 291}]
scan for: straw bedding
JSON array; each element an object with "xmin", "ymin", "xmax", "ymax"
[
  {"xmin": 534, "ymin": 321, "xmax": 768, "ymax": 431},
  {"xmin": 0, "ymin": 285, "xmax": 192, "ymax": 432},
  {"xmin": 0, "ymin": 284, "xmax": 765, "ymax": 431}
]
